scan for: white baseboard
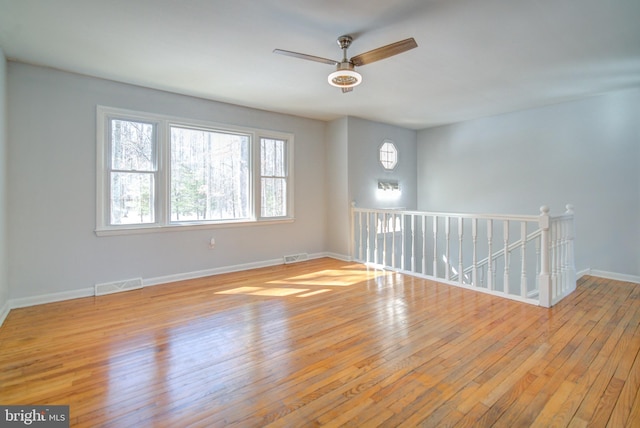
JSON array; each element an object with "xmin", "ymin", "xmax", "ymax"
[
  {"xmin": 10, "ymin": 287, "xmax": 95, "ymax": 310},
  {"xmin": 0, "ymin": 253, "xmax": 347, "ymax": 327},
  {"xmin": 322, "ymin": 252, "xmax": 352, "ymax": 262},
  {"xmin": 0, "ymin": 300, "xmax": 10, "ymax": 327},
  {"xmin": 579, "ymin": 268, "xmax": 640, "ymax": 284},
  {"xmin": 143, "ymin": 257, "xmax": 285, "ymax": 287},
  {"xmin": 576, "ymin": 268, "xmax": 591, "ymax": 279},
  {"xmin": 144, "ymin": 252, "xmax": 344, "ymax": 287}
]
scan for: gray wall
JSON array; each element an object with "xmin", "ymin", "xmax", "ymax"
[
  {"xmin": 324, "ymin": 116, "xmax": 418, "ymax": 257},
  {"xmin": 325, "ymin": 117, "xmax": 349, "ymax": 257},
  {"xmin": 7, "ymin": 63, "xmax": 327, "ymax": 300},
  {"xmin": 0, "ymin": 49, "xmax": 8, "ymax": 314},
  {"xmin": 417, "ymin": 89, "xmax": 640, "ymax": 276},
  {"xmin": 347, "ymin": 116, "xmax": 417, "ymax": 210}
]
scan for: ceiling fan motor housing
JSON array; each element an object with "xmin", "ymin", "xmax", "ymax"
[{"xmin": 329, "ymin": 61, "xmax": 361, "ymax": 87}]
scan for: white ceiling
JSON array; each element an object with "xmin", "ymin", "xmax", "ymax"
[{"xmin": 1, "ymin": 0, "xmax": 639, "ymax": 129}]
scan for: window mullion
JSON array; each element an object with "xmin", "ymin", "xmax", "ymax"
[
  {"xmin": 252, "ymin": 133, "xmax": 260, "ymax": 221},
  {"xmin": 156, "ymin": 120, "xmax": 169, "ymax": 226}
]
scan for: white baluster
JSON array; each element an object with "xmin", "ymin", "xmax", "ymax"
[
  {"xmin": 410, "ymin": 214, "xmax": 416, "ymax": 272},
  {"xmin": 535, "ymin": 236, "xmax": 541, "ymax": 276},
  {"xmin": 351, "ymin": 204, "xmax": 356, "ymax": 261},
  {"xmin": 557, "ymin": 220, "xmax": 562, "ymax": 296},
  {"xmin": 551, "ymin": 219, "xmax": 558, "ymax": 299},
  {"xmin": 366, "ymin": 212, "xmax": 371, "ymax": 263},
  {"xmin": 394, "ymin": 214, "xmax": 404, "ymax": 269},
  {"xmin": 472, "ymin": 218, "xmax": 478, "ymax": 287},
  {"xmin": 487, "ymin": 219, "xmax": 493, "ymax": 291},
  {"xmin": 503, "ymin": 220, "xmax": 510, "ymax": 294},
  {"xmin": 391, "ymin": 213, "xmax": 396, "ymax": 269},
  {"xmin": 433, "ymin": 216, "xmax": 438, "ymax": 278},
  {"xmin": 567, "ymin": 218, "xmax": 572, "ymax": 292},
  {"xmin": 458, "ymin": 217, "xmax": 464, "ymax": 284},
  {"xmin": 403, "ymin": 213, "xmax": 408, "ymax": 271},
  {"xmin": 558, "ymin": 219, "xmax": 565, "ymax": 294},
  {"xmin": 520, "ymin": 222, "xmax": 527, "ymax": 298},
  {"xmin": 422, "ymin": 215, "xmax": 427, "ymax": 275},
  {"xmin": 374, "ymin": 213, "xmax": 379, "ymax": 265},
  {"xmin": 565, "ymin": 204, "xmax": 576, "ymax": 293},
  {"xmin": 376, "ymin": 213, "xmax": 384, "ymax": 264},
  {"xmin": 357, "ymin": 211, "xmax": 363, "ymax": 261},
  {"xmin": 400, "ymin": 213, "xmax": 405, "ymax": 271},
  {"xmin": 558, "ymin": 219, "xmax": 566, "ymax": 295},
  {"xmin": 390, "ymin": 213, "xmax": 394, "ymax": 268},
  {"xmin": 445, "ymin": 216, "xmax": 451, "ymax": 281},
  {"xmin": 383, "ymin": 213, "xmax": 388, "ymax": 266},
  {"xmin": 352, "ymin": 209, "xmax": 357, "ymax": 260}
]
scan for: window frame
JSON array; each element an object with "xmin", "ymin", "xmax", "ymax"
[
  {"xmin": 96, "ymin": 106, "xmax": 294, "ymax": 236},
  {"xmin": 379, "ymin": 139, "xmax": 398, "ymax": 170},
  {"xmin": 259, "ymin": 137, "xmax": 289, "ymax": 219}
]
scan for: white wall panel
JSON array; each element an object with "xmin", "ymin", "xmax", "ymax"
[{"xmin": 347, "ymin": 117, "xmax": 418, "ymax": 211}]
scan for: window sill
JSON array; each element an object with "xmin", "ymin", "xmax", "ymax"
[{"xmin": 95, "ymin": 218, "xmax": 295, "ymax": 237}]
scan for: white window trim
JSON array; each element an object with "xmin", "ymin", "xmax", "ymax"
[
  {"xmin": 259, "ymin": 137, "xmax": 290, "ymax": 220},
  {"xmin": 379, "ymin": 139, "xmax": 398, "ymax": 171},
  {"xmin": 96, "ymin": 106, "xmax": 294, "ymax": 236}
]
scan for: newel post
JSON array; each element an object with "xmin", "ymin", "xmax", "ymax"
[
  {"xmin": 538, "ymin": 205, "xmax": 552, "ymax": 307},
  {"xmin": 350, "ymin": 201, "xmax": 356, "ymax": 261}
]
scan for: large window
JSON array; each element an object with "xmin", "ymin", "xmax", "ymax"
[
  {"xmin": 171, "ymin": 126, "xmax": 250, "ymax": 222},
  {"xmin": 97, "ymin": 107, "xmax": 293, "ymax": 234}
]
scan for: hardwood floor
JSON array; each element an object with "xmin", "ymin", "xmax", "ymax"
[{"xmin": 1, "ymin": 258, "xmax": 640, "ymax": 427}]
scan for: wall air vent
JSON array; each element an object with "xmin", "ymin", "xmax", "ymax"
[
  {"xmin": 95, "ymin": 278, "xmax": 143, "ymax": 296},
  {"xmin": 283, "ymin": 253, "xmax": 309, "ymax": 264}
]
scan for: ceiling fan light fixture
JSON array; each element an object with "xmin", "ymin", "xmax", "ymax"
[{"xmin": 328, "ymin": 64, "xmax": 362, "ymax": 88}]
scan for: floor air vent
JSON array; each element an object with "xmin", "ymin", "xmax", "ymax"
[
  {"xmin": 284, "ymin": 253, "xmax": 309, "ymax": 264},
  {"xmin": 95, "ymin": 278, "xmax": 143, "ymax": 296}
]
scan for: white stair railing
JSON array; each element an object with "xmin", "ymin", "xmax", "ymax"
[{"xmin": 351, "ymin": 204, "xmax": 576, "ymax": 307}]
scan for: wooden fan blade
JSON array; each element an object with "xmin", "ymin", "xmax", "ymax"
[
  {"xmin": 350, "ymin": 38, "xmax": 418, "ymax": 67},
  {"xmin": 273, "ymin": 49, "xmax": 338, "ymax": 65}
]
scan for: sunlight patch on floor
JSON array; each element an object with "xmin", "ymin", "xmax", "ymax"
[
  {"xmin": 214, "ymin": 268, "xmax": 388, "ymax": 297},
  {"xmin": 296, "ymin": 289, "xmax": 331, "ymax": 297},
  {"xmin": 268, "ymin": 269, "xmax": 388, "ymax": 287},
  {"xmin": 216, "ymin": 286, "xmax": 308, "ymax": 297}
]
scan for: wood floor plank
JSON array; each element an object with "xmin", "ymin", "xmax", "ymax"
[
  {"xmin": 625, "ymin": 383, "xmax": 640, "ymax": 428},
  {"xmin": 1, "ymin": 260, "xmax": 640, "ymax": 427},
  {"xmin": 570, "ymin": 291, "xmax": 640, "ymax": 425},
  {"xmin": 608, "ymin": 339, "xmax": 640, "ymax": 427}
]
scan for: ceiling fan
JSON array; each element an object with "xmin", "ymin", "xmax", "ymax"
[{"xmin": 273, "ymin": 35, "xmax": 418, "ymax": 93}]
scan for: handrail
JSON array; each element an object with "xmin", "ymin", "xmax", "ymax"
[
  {"xmin": 353, "ymin": 207, "xmax": 539, "ymax": 223},
  {"xmin": 452, "ymin": 229, "xmax": 542, "ymax": 281}
]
